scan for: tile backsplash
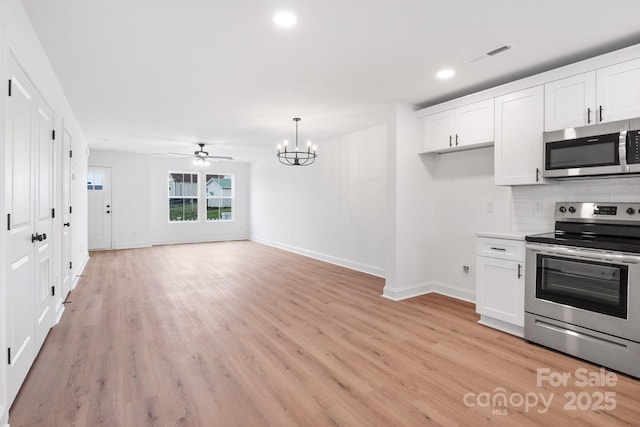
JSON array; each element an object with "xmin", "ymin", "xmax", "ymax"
[{"xmin": 511, "ymin": 177, "xmax": 640, "ymax": 232}]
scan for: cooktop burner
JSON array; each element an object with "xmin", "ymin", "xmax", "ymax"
[
  {"xmin": 525, "ymin": 202, "xmax": 640, "ymax": 254},
  {"xmin": 526, "ymin": 232, "xmax": 640, "ymax": 254}
]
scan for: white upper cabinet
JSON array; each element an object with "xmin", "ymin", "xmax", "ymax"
[
  {"xmin": 545, "ymin": 58, "xmax": 640, "ymax": 131},
  {"xmin": 456, "ymin": 99, "xmax": 495, "ymax": 146},
  {"xmin": 544, "ymin": 72, "xmax": 596, "ymax": 131},
  {"xmin": 420, "ymin": 99, "xmax": 494, "ymax": 153},
  {"xmin": 494, "ymin": 86, "xmax": 544, "ymax": 186},
  {"xmin": 597, "ymin": 58, "xmax": 640, "ymax": 122},
  {"xmin": 421, "ymin": 109, "xmax": 456, "ymax": 152}
]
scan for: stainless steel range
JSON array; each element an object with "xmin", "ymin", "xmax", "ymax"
[{"xmin": 525, "ymin": 202, "xmax": 640, "ymax": 378}]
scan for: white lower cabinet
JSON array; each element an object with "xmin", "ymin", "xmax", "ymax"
[{"xmin": 475, "ymin": 235, "xmax": 526, "ymax": 337}]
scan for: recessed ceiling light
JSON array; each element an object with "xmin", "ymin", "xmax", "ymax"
[
  {"xmin": 436, "ymin": 69, "xmax": 455, "ymax": 79},
  {"xmin": 274, "ymin": 11, "xmax": 297, "ymax": 28}
]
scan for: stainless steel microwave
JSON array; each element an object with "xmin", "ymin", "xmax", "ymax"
[{"xmin": 543, "ymin": 118, "xmax": 640, "ymax": 178}]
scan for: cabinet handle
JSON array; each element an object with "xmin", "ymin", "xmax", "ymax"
[
  {"xmin": 449, "ymin": 135, "xmax": 452, "ymax": 147},
  {"xmin": 587, "ymin": 107, "xmax": 591, "ymax": 124},
  {"xmin": 517, "ymin": 263, "xmax": 522, "ymax": 279},
  {"xmin": 490, "ymin": 247, "xmax": 506, "ymax": 251},
  {"xmin": 455, "ymin": 134, "xmax": 459, "ymax": 146},
  {"xmin": 599, "ymin": 105, "xmax": 603, "ymax": 122},
  {"xmin": 536, "ymin": 168, "xmax": 540, "ymax": 182}
]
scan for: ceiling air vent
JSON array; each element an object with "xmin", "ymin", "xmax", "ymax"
[{"xmin": 465, "ymin": 44, "xmax": 513, "ymax": 64}]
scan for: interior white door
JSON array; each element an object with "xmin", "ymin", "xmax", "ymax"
[
  {"xmin": 6, "ymin": 54, "xmax": 37, "ymax": 405},
  {"xmin": 33, "ymin": 100, "xmax": 54, "ymax": 352},
  {"xmin": 61, "ymin": 128, "xmax": 72, "ymax": 296},
  {"xmin": 88, "ymin": 167, "xmax": 112, "ymax": 250}
]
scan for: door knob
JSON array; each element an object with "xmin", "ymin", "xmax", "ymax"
[
  {"xmin": 63, "ymin": 222, "xmax": 70, "ymax": 227},
  {"xmin": 106, "ymin": 210, "xmax": 111, "ymax": 214},
  {"xmin": 31, "ymin": 233, "xmax": 38, "ymax": 242},
  {"xmin": 42, "ymin": 233, "xmax": 47, "ymax": 241},
  {"xmin": 106, "ymin": 205, "xmax": 110, "ymax": 208}
]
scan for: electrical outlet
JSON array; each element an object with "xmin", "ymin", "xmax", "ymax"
[
  {"xmin": 485, "ymin": 201, "xmax": 494, "ymax": 213},
  {"xmin": 534, "ymin": 201, "xmax": 544, "ymax": 216}
]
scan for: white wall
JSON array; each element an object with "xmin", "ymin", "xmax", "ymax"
[
  {"xmin": 384, "ymin": 103, "xmax": 435, "ymax": 298},
  {"xmin": 150, "ymin": 157, "xmax": 250, "ymax": 245},
  {"xmin": 0, "ymin": 0, "xmax": 90, "ymax": 423},
  {"xmin": 250, "ymin": 124, "xmax": 387, "ymax": 277},
  {"xmin": 89, "ymin": 150, "xmax": 152, "ymax": 249},
  {"xmin": 383, "ymin": 104, "xmax": 512, "ymax": 301},
  {"xmin": 428, "ymin": 147, "xmax": 512, "ymax": 298},
  {"xmin": 87, "ymin": 150, "xmax": 250, "ymax": 247}
]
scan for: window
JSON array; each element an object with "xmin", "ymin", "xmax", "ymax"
[
  {"xmin": 168, "ymin": 172, "xmax": 199, "ymax": 221},
  {"xmin": 206, "ymin": 174, "xmax": 233, "ymax": 221},
  {"xmin": 87, "ymin": 171, "xmax": 104, "ymax": 190}
]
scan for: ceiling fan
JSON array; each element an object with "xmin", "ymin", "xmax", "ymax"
[{"xmin": 169, "ymin": 143, "xmax": 233, "ymax": 162}]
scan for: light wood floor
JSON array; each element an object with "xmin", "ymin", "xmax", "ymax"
[{"xmin": 9, "ymin": 241, "xmax": 640, "ymax": 426}]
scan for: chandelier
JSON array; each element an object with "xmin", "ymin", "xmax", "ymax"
[{"xmin": 277, "ymin": 117, "xmax": 317, "ymax": 166}]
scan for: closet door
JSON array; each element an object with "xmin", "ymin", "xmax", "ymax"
[
  {"xmin": 6, "ymin": 55, "xmax": 37, "ymax": 405},
  {"xmin": 5, "ymin": 53, "xmax": 54, "ymax": 405},
  {"xmin": 33, "ymin": 98, "xmax": 54, "ymax": 352}
]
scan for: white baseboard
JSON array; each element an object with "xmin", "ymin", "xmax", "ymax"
[
  {"xmin": 430, "ymin": 281, "xmax": 475, "ymax": 303},
  {"xmin": 383, "ymin": 281, "xmax": 475, "ymax": 303},
  {"xmin": 382, "ymin": 282, "xmax": 433, "ymax": 301},
  {"xmin": 71, "ymin": 253, "xmax": 90, "ymax": 290},
  {"xmin": 250, "ymin": 237, "xmax": 385, "ymax": 278},
  {"xmin": 151, "ymin": 235, "xmax": 249, "ymax": 246},
  {"xmin": 113, "ymin": 241, "xmax": 152, "ymax": 250}
]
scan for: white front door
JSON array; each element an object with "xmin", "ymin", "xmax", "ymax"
[
  {"xmin": 61, "ymin": 128, "xmax": 72, "ymax": 296},
  {"xmin": 88, "ymin": 166, "xmax": 112, "ymax": 250},
  {"xmin": 5, "ymin": 53, "xmax": 54, "ymax": 405}
]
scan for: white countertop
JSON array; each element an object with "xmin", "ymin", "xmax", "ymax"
[{"xmin": 476, "ymin": 230, "xmax": 539, "ymax": 240}]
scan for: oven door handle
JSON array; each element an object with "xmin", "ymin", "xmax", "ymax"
[{"xmin": 527, "ymin": 243, "xmax": 640, "ymax": 264}]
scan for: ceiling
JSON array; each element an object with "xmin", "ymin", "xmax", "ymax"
[{"xmin": 21, "ymin": 0, "xmax": 640, "ymax": 161}]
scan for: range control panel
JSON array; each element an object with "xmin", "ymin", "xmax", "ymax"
[{"xmin": 556, "ymin": 202, "xmax": 640, "ymax": 223}]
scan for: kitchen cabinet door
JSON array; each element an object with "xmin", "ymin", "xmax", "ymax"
[
  {"xmin": 544, "ymin": 72, "xmax": 596, "ymax": 132},
  {"xmin": 420, "ymin": 108, "xmax": 455, "ymax": 152},
  {"xmin": 419, "ymin": 99, "xmax": 494, "ymax": 153},
  {"xmin": 597, "ymin": 57, "xmax": 640, "ymax": 123},
  {"xmin": 455, "ymin": 99, "xmax": 494, "ymax": 147},
  {"xmin": 476, "ymin": 256, "xmax": 525, "ymax": 328},
  {"xmin": 494, "ymin": 86, "xmax": 545, "ymax": 186}
]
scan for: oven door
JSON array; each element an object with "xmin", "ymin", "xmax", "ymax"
[{"xmin": 525, "ymin": 243, "xmax": 640, "ymax": 341}]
